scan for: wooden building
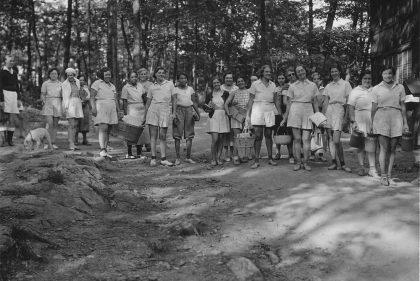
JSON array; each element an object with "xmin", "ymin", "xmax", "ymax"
[{"xmin": 370, "ymin": 0, "xmax": 419, "ymax": 85}]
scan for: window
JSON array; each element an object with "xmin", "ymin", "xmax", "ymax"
[{"xmin": 383, "ymin": 49, "xmax": 413, "ymax": 83}]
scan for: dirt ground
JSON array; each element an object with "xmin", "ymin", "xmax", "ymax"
[{"xmin": 0, "ymin": 110, "xmax": 418, "ymax": 281}]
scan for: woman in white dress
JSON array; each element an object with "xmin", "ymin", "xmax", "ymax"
[{"xmin": 137, "ymin": 68, "xmax": 153, "ymax": 152}]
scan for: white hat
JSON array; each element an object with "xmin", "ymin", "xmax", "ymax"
[{"xmin": 65, "ymin": 68, "xmax": 76, "ymax": 74}]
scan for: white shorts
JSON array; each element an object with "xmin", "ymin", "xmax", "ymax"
[
  {"xmin": 251, "ymin": 102, "xmax": 276, "ymax": 127},
  {"xmin": 3, "ymin": 90, "xmax": 19, "ymax": 114}
]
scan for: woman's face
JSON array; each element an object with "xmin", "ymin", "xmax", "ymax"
[
  {"xmin": 79, "ymin": 76, "xmax": 85, "ymax": 86},
  {"xmin": 287, "ymin": 71, "xmax": 297, "ymax": 83},
  {"xmin": 262, "ymin": 67, "xmax": 271, "ymax": 80},
  {"xmin": 104, "ymin": 71, "xmax": 112, "ymax": 83},
  {"xmin": 312, "ymin": 75, "xmax": 321, "ymax": 86},
  {"xmin": 361, "ymin": 74, "xmax": 372, "ymax": 88},
  {"xmin": 296, "ymin": 67, "xmax": 306, "ymax": 80},
  {"xmin": 155, "ymin": 69, "xmax": 165, "ymax": 82},
  {"xmin": 67, "ymin": 73, "xmax": 75, "ymax": 82},
  {"xmin": 129, "ymin": 73, "xmax": 137, "ymax": 85},
  {"xmin": 237, "ymin": 78, "xmax": 246, "ymax": 89},
  {"xmin": 277, "ymin": 75, "xmax": 285, "ymax": 85},
  {"xmin": 213, "ymin": 79, "xmax": 221, "ymax": 90},
  {"xmin": 250, "ymin": 76, "xmax": 258, "ymax": 83},
  {"xmin": 178, "ymin": 75, "xmax": 187, "ymax": 86},
  {"xmin": 139, "ymin": 71, "xmax": 147, "ymax": 82},
  {"xmin": 331, "ymin": 68, "xmax": 341, "ymax": 81},
  {"xmin": 50, "ymin": 70, "xmax": 58, "ymax": 81},
  {"xmin": 225, "ymin": 74, "xmax": 233, "ymax": 86},
  {"xmin": 382, "ymin": 69, "xmax": 394, "ymax": 83}
]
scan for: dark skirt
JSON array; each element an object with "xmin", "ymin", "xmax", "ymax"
[{"xmin": 77, "ymin": 102, "xmax": 90, "ymax": 133}]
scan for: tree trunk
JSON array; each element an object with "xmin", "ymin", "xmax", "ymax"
[
  {"xmin": 87, "ymin": 0, "xmax": 91, "ymax": 85},
  {"xmin": 173, "ymin": 0, "xmax": 179, "ymax": 82},
  {"xmin": 225, "ymin": 1, "xmax": 232, "ymax": 68},
  {"xmin": 26, "ymin": 20, "xmax": 32, "ymax": 81},
  {"xmin": 325, "ymin": 0, "xmax": 338, "ymax": 30},
  {"xmin": 75, "ymin": 0, "xmax": 82, "ymax": 76},
  {"xmin": 54, "ymin": 39, "xmax": 61, "ymax": 67},
  {"xmin": 63, "ymin": 0, "xmax": 72, "ymax": 74},
  {"xmin": 193, "ymin": 0, "xmax": 198, "ymax": 90},
  {"xmin": 121, "ymin": 14, "xmax": 133, "ymax": 69},
  {"xmin": 141, "ymin": 4, "xmax": 149, "ymax": 68},
  {"xmin": 260, "ymin": 0, "xmax": 267, "ymax": 66},
  {"xmin": 107, "ymin": 0, "xmax": 119, "ymax": 89},
  {"xmin": 29, "ymin": 0, "xmax": 43, "ymax": 86},
  {"xmin": 308, "ymin": 0, "xmax": 313, "ymax": 55},
  {"xmin": 132, "ymin": 0, "xmax": 142, "ymax": 70}
]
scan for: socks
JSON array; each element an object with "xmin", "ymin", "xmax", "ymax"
[
  {"xmin": 319, "ymin": 153, "xmax": 323, "ymax": 157},
  {"xmin": 332, "ymin": 159, "xmax": 337, "ymax": 165},
  {"xmin": 369, "ymin": 166, "xmax": 376, "ymax": 171},
  {"xmin": 7, "ymin": 130, "xmax": 14, "ymax": 145},
  {"xmin": 136, "ymin": 145, "xmax": 142, "ymax": 155},
  {"xmin": 151, "ymin": 156, "xmax": 156, "ymax": 159},
  {"xmin": 161, "ymin": 157, "xmax": 166, "ymax": 161},
  {"xmin": 127, "ymin": 145, "xmax": 132, "ymax": 155},
  {"xmin": 340, "ymin": 160, "xmax": 345, "ymax": 167}
]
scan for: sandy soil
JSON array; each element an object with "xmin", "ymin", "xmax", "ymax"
[{"xmin": 0, "ymin": 110, "xmax": 418, "ymax": 281}]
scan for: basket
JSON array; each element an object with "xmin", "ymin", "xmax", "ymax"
[
  {"xmin": 110, "ymin": 121, "xmax": 144, "ymax": 143},
  {"xmin": 273, "ymin": 126, "xmax": 292, "ymax": 145},
  {"xmin": 234, "ymin": 127, "xmax": 255, "ymax": 159}
]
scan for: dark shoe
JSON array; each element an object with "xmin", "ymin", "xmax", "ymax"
[
  {"xmin": 82, "ymin": 141, "xmax": 92, "ymax": 146},
  {"xmin": 7, "ymin": 131, "xmax": 14, "ymax": 146},
  {"xmin": 358, "ymin": 167, "xmax": 365, "ymax": 176}
]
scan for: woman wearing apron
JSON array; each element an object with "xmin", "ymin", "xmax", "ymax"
[
  {"xmin": 75, "ymin": 76, "xmax": 91, "ymax": 146},
  {"xmin": 90, "ymin": 67, "xmax": 121, "ymax": 158},
  {"xmin": 40, "ymin": 68, "xmax": 62, "ymax": 149},
  {"xmin": 122, "ymin": 71, "xmax": 148, "ymax": 159},
  {"xmin": 205, "ymin": 77, "xmax": 230, "ymax": 166},
  {"xmin": 348, "ymin": 70, "xmax": 380, "ymax": 179},
  {"xmin": 138, "ymin": 68, "xmax": 153, "ymax": 152},
  {"xmin": 371, "ymin": 66, "xmax": 409, "ymax": 186},
  {"xmin": 246, "ymin": 65, "xmax": 282, "ymax": 169},
  {"xmin": 62, "ymin": 68, "xmax": 84, "ymax": 151},
  {"xmin": 221, "ymin": 72, "xmax": 238, "ymax": 162},
  {"xmin": 143, "ymin": 67, "xmax": 176, "ymax": 167},
  {"xmin": 322, "ymin": 65, "xmax": 353, "ymax": 172},
  {"xmin": 224, "ymin": 75, "xmax": 249, "ymax": 165},
  {"xmin": 281, "ymin": 65, "xmax": 320, "ymax": 171}
]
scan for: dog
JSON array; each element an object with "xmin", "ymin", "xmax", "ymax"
[{"xmin": 23, "ymin": 128, "xmax": 53, "ymax": 150}]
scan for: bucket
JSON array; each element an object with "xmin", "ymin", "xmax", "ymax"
[
  {"xmin": 349, "ymin": 130, "xmax": 364, "ymax": 148},
  {"xmin": 274, "ymin": 126, "xmax": 292, "ymax": 145},
  {"xmin": 401, "ymin": 132, "xmax": 414, "ymax": 152},
  {"xmin": 234, "ymin": 129, "xmax": 255, "ymax": 159},
  {"xmin": 110, "ymin": 121, "xmax": 144, "ymax": 143},
  {"xmin": 365, "ymin": 133, "xmax": 378, "ymax": 153}
]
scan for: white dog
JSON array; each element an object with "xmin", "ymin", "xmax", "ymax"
[{"xmin": 23, "ymin": 128, "xmax": 53, "ymax": 150}]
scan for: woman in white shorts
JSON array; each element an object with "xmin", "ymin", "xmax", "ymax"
[
  {"xmin": 371, "ymin": 66, "xmax": 409, "ymax": 186},
  {"xmin": 90, "ymin": 67, "xmax": 122, "ymax": 157},
  {"xmin": 224, "ymin": 75, "xmax": 249, "ymax": 165},
  {"xmin": 40, "ymin": 68, "xmax": 62, "ymax": 149},
  {"xmin": 62, "ymin": 68, "xmax": 84, "ymax": 151},
  {"xmin": 322, "ymin": 65, "xmax": 353, "ymax": 172},
  {"xmin": 281, "ymin": 65, "xmax": 320, "ymax": 171},
  {"xmin": 143, "ymin": 67, "xmax": 176, "ymax": 167},
  {"xmin": 246, "ymin": 65, "xmax": 281, "ymax": 169},
  {"xmin": 221, "ymin": 72, "xmax": 238, "ymax": 162},
  {"xmin": 348, "ymin": 70, "xmax": 380, "ymax": 178},
  {"xmin": 205, "ymin": 77, "xmax": 230, "ymax": 166}
]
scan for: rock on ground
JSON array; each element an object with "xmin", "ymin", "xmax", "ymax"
[{"xmin": 227, "ymin": 257, "xmax": 264, "ymax": 281}]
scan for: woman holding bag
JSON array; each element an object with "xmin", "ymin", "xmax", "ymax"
[
  {"xmin": 221, "ymin": 72, "xmax": 238, "ymax": 162},
  {"xmin": 205, "ymin": 77, "xmax": 230, "ymax": 166},
  {"xmin": 224, "ymin": 75, "xmax": 249, "ymax": 165},
  {"xmin": 75, "ymin": 76, "xmax": 91, "ymax": 146},
  {"xmin": 280, "ymin": 65, "xmax": 320, "ymax": 171},
  {"xmin": 371, "ymin": 66, "xmax": 409, "ymax": 186}
]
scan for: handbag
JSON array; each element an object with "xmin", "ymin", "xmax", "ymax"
[
  {"xmin": 309, "ymin": 112, "xmax": 327, "ymax": 127},
  {"xmin": 203, "ymin": 104, "xmax": 215, "ymax": 118},
  {"xmin": 229, "ymin": 106, "xmax": 246, "ymax": 123}
]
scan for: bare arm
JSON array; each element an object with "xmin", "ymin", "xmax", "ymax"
[
  {"xmin": 246, "ymin": 93, "xmax": 255, "ymax": 120},
  {"xmin": 274, "ymin": 92, "xmax": 282, "ymax": 115},
  {"xmin": 348, "ymin": 105, "xmax": 357, "ymax": 130},
  {"xmin": 143, "ymin": 98, "xmax": 152, "ymax": 125},
  {"xmin": 280, "ymin": 97, "xmax": 291, "ymax": 126},
  {"xmin": 224, "ymin": 92, "xmax": 235, "ymax": 116},
  {"xmin": 191, "ymin": 95, "xmax": 200, "ymax": 120},
  {"xmin": 90, "ymin": 89, "xmax": 97, "ymax": 116},
  {"xmin": 122, "ymin": 99, "xmax": 128, "ymax": 115},
  {"xmin": 401, "ymin": 101, "xmax": 409, "ymax": 131},
  {"xmin": 313, "ymin": 97, "xmax": 320, "ymax": 113},
  {"xmin": 322, "ymin": 95, "xmax": 329, "ymax": 115},
  {"xmin": 371, "ymin": 102, "xmax": 378, "ymax": 132},
  {"xmin": 171, "ymin": 95, "xmax": 177, "ymax": 118}
]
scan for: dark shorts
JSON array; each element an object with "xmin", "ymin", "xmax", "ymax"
[{"xmin": 173, "ymin": 106, "xmax": 195, "ymax": 139}]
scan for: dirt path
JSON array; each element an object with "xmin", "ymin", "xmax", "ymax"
[{"xmin": 1, "ymin": 111, "xmax": 418, "ymax": 281}]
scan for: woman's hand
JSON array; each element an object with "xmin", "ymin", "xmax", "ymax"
[
  {"xmin": 403, "ymin": 125, "xmax": 409, "ymax": 132},
  {"xmin": 92, "ymin": 108, "xmax": 97, "ymax": 117},
  {"xmin": 117, "ymin": 111, "xmax": 124, "ymax": 120},
  {"xmin": 17, "ymin": 100, "xmax": 22, "ymax": 107},
  {"xmin": 351, "ymin": 122, "xmax": 359, "ymax": 131},
  {"xmin": 281, "ymin": 84, "xmax": 289, "ymax": 92},
  {"xmin": 0, "ymin": 102, "xmax": 4, "ymax": 109},
  {"xmin": 142, "ymin": 119, "xmax": 146, "ymax": 126},
  {"xmin": 280, "ymin": 119, "xmax": 286, "ymax": 127}
]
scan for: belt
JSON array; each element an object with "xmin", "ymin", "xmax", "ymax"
[
  {"xmin": 379, "ymin": 107, "xmax": 399, "ymax": 111},
  {"xmin": 177, "ymin": 105, "xmax": 193, "ymax": 108},
  {"xmin": 70, "ymin": 95, "xmax": 80, "ymax": 99},
  {"xmin": 46, "ymin": 96, "xmax": 61, "ymax": 99},
  {"xmin": 254, "ymin": 100, "xmax": 273, "ymax": 103},
  {"xmin": 292, "ymin": 101, "xmax": 311, "ymax": 104}
]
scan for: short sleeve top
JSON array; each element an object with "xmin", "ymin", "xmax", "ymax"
[
  {"xmin": 91, "ymin": 79, "xmax": 116, "ymax": 100},
  {"xmin": 347, "ymin": 86, "xmax": 372, "ymax": 111},
  {"xmin": 287, "ymin": 79, "xmax": 319, "ymax": 103},
  {"xmin": 175, "ymin": 86, "xmax": 194, "ymax": 107},
  {"xmin": 232, "ymin": 88, "xmax": 250, "ymax": 109},
  {"xmin": 121, "ymin": 83, "xmax": 144, "ymax": 104},
  {"xmin": 370, "ymin": 81, "xmax": 406, "ymax": 109},
  {"xmin": 41, "ymin": 80, "xmax": 62, "ymax": 98},
  {"xmin": 322, "ymin": 79, "xmax": 353, "ymax": 105},
  {"xmin": 221, "ymin": 84, "xmax": 239, "ymax": 94},
  {"xmin": 147, "ymin": 80, "xmax": 176, "ymax": 105},
  {"xmin": 249, "ymin": 79, "xmax": 277, "ymax": 102},
  {"xmin": 139, "ymin": 81, "xmax": 153, "ymax": 92}
]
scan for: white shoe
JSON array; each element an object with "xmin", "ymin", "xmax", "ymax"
[
  {"xmin": 99, "ymin": 150, "xmax": 107, "ymax": 157},
  {"xmin": 175, "ymin": 158, "xmax": 181, "ymax": 165},
  {"xmin": 107, "ymin": 145, "xmax": 114, "ymax": 151},
  {"xmin": 44, "ymin": 144, "xmax": 49, "ymax": 150},
  {"xmin": 52, "ymin": 144, "xmax": 59, "ymax": 150},
  {"xmin": 368, "ymin": 170, "xmax": 380, "ymax": 180},
  {"xmin": 161, "ymin": 159, "xmax": 174, "ymax": 166},
  {"xmin": 185, "ymin": 158, "xmax": 196, "ymax": 164},
  {"xmin": 150, "ymin": 159, "xmax": 157, "ymax": 166},
  {"xmin": 288, "ymin": 157, "xmax": 295, "ymax": 164},
  {"xmin": 106, "ymin": 153, "xmax": 113, "ymax": 158}
]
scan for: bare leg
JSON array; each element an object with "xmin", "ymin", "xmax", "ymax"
[
  {"xmin": 98, "ymin": 123, "xmax": 109, "ymax": 150},
  {"xmin": 264, "ymin": 128, "xmax": 273, "ymax": 160},
  {"xmin": 327, "ymin": 128, "xmax": 337, "ymax": 162},
  {"xmin": 45, "ymin": 116, "xmax": 54, "ymax": 142},
  {"xmin": 357, "ymin": 146, "xmax": 366, "ymax": 166},
  {"xmin": 292, "ymin": 128, "xmax": 302, "ymax": 164},
  {"xmin": 217, "ymin": 134, "xmax": 224, "ymax": 160},
  {"xmin": 378, "ymin": 135, "xmax": 389, "ymax": 176},
  {"xmin": 186, "ymin": 138, "xmax": 192, "ymax": 159},
  {"xmin": 149, "ymin": 125, "xmax": 159, "ymax": 157},
  {"xmin": 67, "ymin": 118, "xmax": 77, "ymax": 148},
  {"xmin": 175, "ymin": 139, "xmax": 181, "ymax": 158},
  {"xmin": 159, "ymin": 127, "xmax": 168, "ymax": 158},
  {"xmin": 232, "ymin": 128, "xmax": 241, "ymax": 157},
  {"xmin": 210, "ymin": 133, "xmax": 219, "ymax": 161},
  {"xmin": 302, "ymin": 129, "xmax": 311, "ymax": 163},
  {"xmin": 333, "ymin": 130, "xmax": 345, "ymax": 162},
  {"xmin": 253, "ymin": 126, "xmax": 264, "ymax": 163},
  {"xmin": 387, "ymin": 138, "xmax": 399, "ymax": 176}
]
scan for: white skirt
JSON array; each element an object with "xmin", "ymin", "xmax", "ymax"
[
  {"xmin": 3, "ymin": 90, "xmax": 19, "ymax": 114},
  {"xmin": 206, "ymin": 110, "xmax": 230, "ymax": 134},
  {"xmin": 66, "ymin": 97, "xmax": 84, "ymax": 119}
]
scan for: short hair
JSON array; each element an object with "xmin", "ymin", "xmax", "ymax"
[
  {"xmin": 78, "ymin": 75, "xmax": 86, "ymax": 81},
  {"xmin": 48, "ymin": 68, "xmax": 59, "ymax": 77},
  {"xmin": 311, "ymin": 72, "xmax": 321, "ymax": 79},
  {"xmin": 286, "ymin": 67, "xmax": 295, "ymax": 74},
  {"xmin": 97, "ymin": 67, "xmax": 112, "ymax": 80},
  {"xmin": 137, "ymin": 68, "xmax": 148, "ymax": 75},
  {"xmin": 177, "ymin": 72, "xmax": 188, "ymax": 80},
  {"xmin": 236, "ymin": 75, "xmax": 246, "ymax": 82},
  {"xmin": 258, "ymin": 65, "xmax": 271, "ymax": 78},
  {"xmin": 330, "ymin": 64, "xmax": 343, "ymax": 75},
  {"xmin": 359, "ymin": 70, "xmax": 372, "ymax": 80},
  {"xmin": 295, "ymin": 65, "xmax": 309, "ymax": 77},
  {"xmin": 380, "ymin": 65, "xmax": 396, "ymax": 76},
  {"xmin": 127, "ymin": 70, "xmax": 137, "ymax": 79},
  {"xmin": 212, "ymin": 76, "xmax": 222, "ymax": 84},
  {"xmin": 4, "ymin": 54, "xmax": 14, "ymax": 62},
  {"xmin": 223, "ymin": 71, "xmax": 234, "ymax": 81},
  {"xmin": 153, "ymin": 67, "xmax": 166, "ymax": 79}
]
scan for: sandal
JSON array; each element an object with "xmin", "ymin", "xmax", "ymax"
[
  {"xmin": 251, "ymin": 162, "xmax": 260, "ymax": 169},
  {"xmin": 341, "ymin": 166, "xmax": 352, "ymax": 173},
  {"xmin": 273, "ymin": 153, "xmax": 280, "ymax": 160},
  {"xmin": 233, "ymin": 157, "xmax": 240, "ymax": 165},
  {"xmin": 303, "ymin": 163, "xmax": 312, "ymax": 171},
  {"xmin": 125, "ymin": 154, "xmax": 136, "ymax": 159},
  {"xmin": 387, "ymin": 176, "xmax": 397, "ymax": 186},
  {"xmin": 211, "ymin": 160, "xmax": 217, "ymax": 166},
  {"xmin": 268, "ymin": 159, "xmax": 278, "ymax": 166},
  {"xmin": 293, "ymin": 164, "xmax": 301, "ymax": 171},
  {"xmin": 328, "ymin": 164, "xmax": 337, "ymax": 170},
  {"xmin": 380, "ymin": 176, "xmax": 389, "ymax": 186}
]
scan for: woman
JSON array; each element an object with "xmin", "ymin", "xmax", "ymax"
[
  {"xmin": 205, "ymin": 77, "xmax": 230, "ymax": 166},
  {"xmin": 75, "ymin": 76, "xmax": 91, "ymax": 146},
  {"xmin": 224, "ymin": 75, "xmax": 249, "ymax": 165},
  {"xmin": 221, "ymin": 72, "xmax": 238, "ymax": 162},
  {"xmin": 281, "ymin": 65, "xmax": 320, "ymax": 171},
  {"xmin": 322, "ymin": 65, "xmax": 353, "ymax": 172},
  {"xmin": 62, "ymin": 68, "xmax": 84, "ymax": 151},
  {"xmin": 90, "ymin": 67, "xmax": 122, "ymax": 157},
  {"xmin": 371, "ymin": 66, "xmax": 409, "ymax": 186},
  {"xmin": 173, "ymin": 73, "xmax": 200, "ymax": 165},
  {"xmin": 246, "ymin": 65, "xmax": 281, "ymax": 169},
  {"xmin": 121, "ymin": 71, "xmax": 148, "ymax": 159},
  {"xmin": 347, "ymin": 70, "xmax": 380, "ymax": 178},
  {"xmin": 309, "ymin": 72, "xmax": 327, "ymax": 162},
  {"xmin": 143, "ymin": 67, "xmax": 175, "ymax": 166},
  {"xmin": 250, "ymin": 75, "xmax": 258, "ymax": 84},
  {"xmin": 40, "ymin": 68, "xmax": 62, "ymax": 149},
  {"xmin": 138, "ymin": 68, "xmax": 153, "ymax": 152}
]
